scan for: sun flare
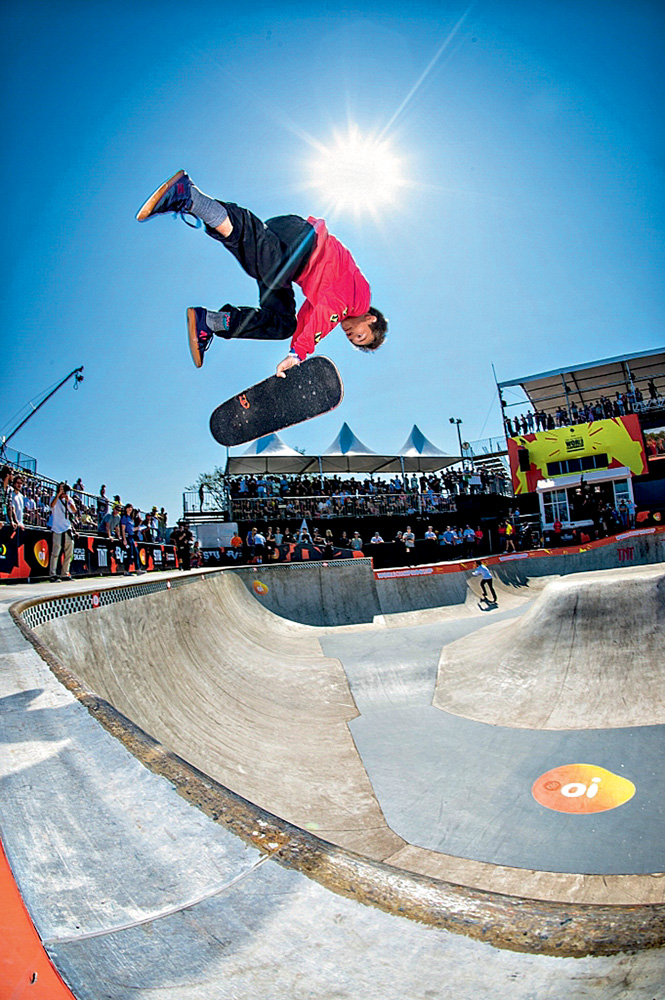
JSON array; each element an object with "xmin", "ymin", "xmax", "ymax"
[{"xmin": 306, "ymin": 126, "xmax": 406, "ymax": 217}]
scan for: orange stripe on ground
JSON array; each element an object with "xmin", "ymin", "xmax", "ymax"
[{"xmin": 0, "ymin": 837, "xmax": 76, "ymax": 999}]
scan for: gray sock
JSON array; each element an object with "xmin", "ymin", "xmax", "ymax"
[
  {"xmin": 190, "ymin": 186, "xmax": 229, "ymax": 229},
  {"xmin": 206, "ymin": 309, "xmax": 231, "ymax": 333}
]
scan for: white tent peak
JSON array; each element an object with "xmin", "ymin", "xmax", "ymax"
[
  {"xmin": 323, "ymin": 422, "xmax": 376, "ymax": 456},
  {"xmin": 398, "ymin": 424, "xmax": 449, "ymax": 458},
  {"xmin": 241, "ymin": 434, "xmax": 303, "ymax": 457}
]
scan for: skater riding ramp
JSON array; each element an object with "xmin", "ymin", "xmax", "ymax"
[
  {"xmin": 31, "ymin": 571, "xmax": 405, "ymax": 860},
  {"xmin": 433, "ymin": 564, "xmax": 665, "ymax": 729},
  {"xmin": 232, "ymin": 558, "xmax": 547, "ymax": 628}
]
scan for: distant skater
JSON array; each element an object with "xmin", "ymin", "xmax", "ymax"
[
  {"xmin": 136, "ymin": 170, "xmax": 387, "ymax": 376},
  {"xmin": 471, "ymin": 559, "xmax": 497, "ymax": 603}
]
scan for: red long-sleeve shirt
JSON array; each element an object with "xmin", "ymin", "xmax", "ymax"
[{"xmin": 289, "ymin": 218, "xmax": 371, "ymax": 361}]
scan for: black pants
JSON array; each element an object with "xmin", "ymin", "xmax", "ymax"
[
  {"xmin": 480, "ymin": 578, "xmax": 497, "ymax": 602},
  {"xmin": 205, "ymin": 204, "xmax": 315, "ymax": 341}
]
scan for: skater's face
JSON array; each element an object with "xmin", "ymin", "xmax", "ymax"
[{"xmin": 341, "ymin": 313, "xmax": 376, "ymax": 347}]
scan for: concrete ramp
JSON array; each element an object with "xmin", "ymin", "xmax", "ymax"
[
  {"xmin": 33, "ymin": 571, "xmax": 404, "ymax": 860},
  {"xmin": 7, "ymin": 548, "xmax": 665, "ymax": 982},
  {"xmin": 232, "ymin": 558, "xmax": 381, "ymax": 626},
  {"xmin": 434, "ymin": 564, "xmax": 665, "ymax": 729}
]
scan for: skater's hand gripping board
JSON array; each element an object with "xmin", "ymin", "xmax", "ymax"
[{"xmin": 209, "ymin": 356, "xmax": 343, "ymax": 447}]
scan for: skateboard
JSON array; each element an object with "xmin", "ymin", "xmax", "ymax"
[{"xmin": 209, "ymin": 356, "xmax": 343, "ymax": 447}]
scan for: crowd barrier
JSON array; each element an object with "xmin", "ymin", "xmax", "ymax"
[{"xmin": 0, "ymin": 525, "xmax": 178, "ymax": 581}]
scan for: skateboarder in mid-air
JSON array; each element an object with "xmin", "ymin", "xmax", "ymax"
[{"xmin": 136, "ymin": 171, "xmax": 387, "ymax": 376}]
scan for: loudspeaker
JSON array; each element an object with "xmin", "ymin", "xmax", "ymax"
[{"xmin": 518, "ymin": 447, "xmax": 530, "ymax": 472}]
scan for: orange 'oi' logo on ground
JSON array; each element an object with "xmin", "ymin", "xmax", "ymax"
[
  {"xmin": 532, "ymin": 764, "xmax": 635, "ymax": 814},
  {"xmin": 34, "ymin": 540, "xmax": 49, "ymax": 567},
  {"xmin": 253, "ymin": 581, "xmax": 269, "ymax": 596}
]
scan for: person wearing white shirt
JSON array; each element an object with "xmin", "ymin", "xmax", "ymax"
[
  {"xmin": 10, "ymin": 474, "xmax": 26, "ymax": 528},
  {"xmin": 49, "ymin": 483, "xmax": 77, "ymax": 581},
  {"xmin": 370, "ymin": 532, "xmax": 384, "ymax": 544},
  {"xmin": 471, "ymin": 560, "xmax": 497, "ymax": 603}
]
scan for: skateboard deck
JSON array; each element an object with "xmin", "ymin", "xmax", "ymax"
[{"xmin": 209, "ymin": 356, "xmax": 343, "ymax": 447}]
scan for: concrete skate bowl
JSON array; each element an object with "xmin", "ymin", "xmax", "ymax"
[{"xmin": 11, "ymin": 538, "xmax": 665, "ymax": 957}]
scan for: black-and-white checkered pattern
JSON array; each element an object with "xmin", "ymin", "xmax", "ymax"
[
  {"xmin": 18, "ymin": 559, "xmax": 372, "ymax": 630},
  {"xmin": 19, "ymin": 574, "xmax": 209, "ymax": 630}
]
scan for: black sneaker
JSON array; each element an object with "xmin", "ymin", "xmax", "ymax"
[
  {"xmin": 136, "ymin": 170, "xmax": 195, "ymax": 223},
  {"xmin": 187, "ymin": 307, "xmax": 214, "ymax": 368}
]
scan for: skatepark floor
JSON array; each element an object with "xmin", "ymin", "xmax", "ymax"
[{"xmin": 1, "ymin": 558, "xmax": 664, "ymax": 999}]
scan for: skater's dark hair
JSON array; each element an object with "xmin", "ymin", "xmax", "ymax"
[{"xmin": 358, "ymin": 307, "xmax": 387, "ymax": 352}]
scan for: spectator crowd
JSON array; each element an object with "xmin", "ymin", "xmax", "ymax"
[
  {"xmin": 225, "ymin": 469, "xmax": 510, "ymax": 521},
  {"xmin": 224, "ymin": 511, "xmax": 544, "ymax": 567},
  {"xmin": 0, "ymin": 467, "xmax": 169, "ymax": 543},
  {"xmin": 504, "ymin": 379, "xmax": 663, "ymax": 437}
]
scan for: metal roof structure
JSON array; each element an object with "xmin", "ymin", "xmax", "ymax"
[{"xmin": 497, "ymin": 348, "xmax": 665, "ymax": 415}]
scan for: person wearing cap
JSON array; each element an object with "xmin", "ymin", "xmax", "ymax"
[{"xmin": 101, "ymin": 504, "xmax": 122, "ymax": 540}]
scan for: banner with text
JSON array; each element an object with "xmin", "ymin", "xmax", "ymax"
[{"xmin": 507, "ymin": 414, "xmax": 647, "ymax": 494}]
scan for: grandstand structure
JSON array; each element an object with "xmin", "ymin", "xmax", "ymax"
[{"xmin": 497, "ymin": 348, "xmax": 665, "ymax": 542}]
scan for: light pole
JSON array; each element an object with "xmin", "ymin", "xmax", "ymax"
[{"xmin": 449, "ymin": 417, "xmax": 464, "ymax": 468}]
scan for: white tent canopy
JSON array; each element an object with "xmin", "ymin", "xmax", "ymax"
[
  {"xmin": 225, "ymin": 433, "xmax": 312, "ymax": 475},
  {"xmin": 393, "ymin": 424, "xmax": 460, "ymax": 472},
  {"xmin": 319, "ymin": 422, "xmax": 395, "ymax": 473},
  {"xmin": 224, "ymin": 424, "xmax": 461, "ymax": 476}
]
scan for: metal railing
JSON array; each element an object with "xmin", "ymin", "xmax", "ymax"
[
  {"xmin": 230, "ymin": 492, "xmax": 472, "ymax": 521},
  {"xmin": 183, "ymin": 491, "xmax": 230, "ymax": 515},
  {"xmin": 4, "ymin": 470, "xmax": 167, "ymax": 539},
  {"xmin": 184, "ymin": 477, "xmax": 515, "ymax": 521},
  {"xmin": 462, "ymin": 436, "xmax": 508, "ymax": 457},
  {"xmin": 0, "ymin": 443, "xmax": 38, "ymax": 473}
]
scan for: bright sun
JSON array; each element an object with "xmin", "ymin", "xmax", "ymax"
[{"xmin": 307, "ymin": 126, "xmax": 406, "ymax": 217}]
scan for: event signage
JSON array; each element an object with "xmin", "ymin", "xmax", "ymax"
[
  {"xmin": 0, "ymin": 525, "xmax": 177, "ymax": 581},
  {"xmin": 506, "ymin": 415, "xmax": 647, "ymax": 494}
]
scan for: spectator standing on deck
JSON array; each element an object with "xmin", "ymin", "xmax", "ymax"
[
  {"xmin": 462, "ymin": 524, "xmax": 476, "ymax": 558},
  {"xmin": 10, "ymin": 474, "xmax": 26, "ymax": 529},
  {"xmin": 246, "ymin": 526, "xmax": 257, "ymax": 562},
  {"xmin": 120, "ymin": 503, "xmax": 145, "ymax": 575},
  {"xmin": 471, "ymin": 560, "xmax": 498, "ymax": 604},
  {"xmin": 49, "ymin": 483, "xmax": 77, "ymax": 582},
  {"xmin": 350, "ymin": 531, "xmax": 364, "ymax": 552},
  {"xmin": 228, "ymin": 530, "xmax": 243, "ymax": 562},
  {"xmin": 627, "ymin": 499, "xmax": 637, "ymax": 528},
  {"xmin": 0, "ymin": 466, "xmax": 14, "ymax": 527},
  {"xmin": 97, "ymin": 486, "xmax": 109, "ymax": 530},
  {"xmin": 253, "ymin": 529, "xmax": 266, "ymax": 563},
  {"xmin": 101, "ymin": 503, "xmax": 122, "ymax": 540},
  {"xmin": 172, "ymin": 520, "xmax": 194, "ymax": 570},
  {"xmin": 403, "ymin": 525, "xmax": 416, "ymax": 565}
]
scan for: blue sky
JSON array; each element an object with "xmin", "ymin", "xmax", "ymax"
[{"xmin": 2, "ymin": 0, "xmax": 663, "ymax": 520}]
